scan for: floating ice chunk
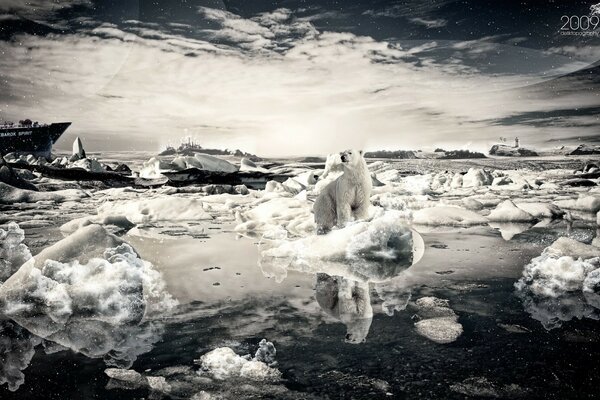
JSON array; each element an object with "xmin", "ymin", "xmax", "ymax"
[
  {"xmin": 0, "ymin": 222, "xmax": 32, "ymax": 284},
  {"xmin": 32, "ymin": 224, "xmax": 126, "ymax": 268},
  {"xmin": 514, "ymin": 202, "xmax": 564, "ymax": 219},
  {"xmin": 414, "ymin": 318, "xmax": 463, "ymax": 344},
  {"xmin": 254, "ymin": 339, "xmax": 276, "ymax": 365},
  {"xmin": 371, "ymin": 192, "xmax": 407, "ymax": 210},
  {"xmin": 69, "ymin": 158, "xmax": 105, "ymax": 173},
  {"xmin": 487, "ymin": 200, "xmax": 536, "ymax": 222},
  {"xmin": 259, "ymin": 211, "xmax": 424, "ymax": 283},
  {"xmin": 97, "ymin": 197, "xmax": 213, "ymax": 224},
  {"xmin": 555, "ymin": 195, "xmax": 600, "ymax": 213},
  {"xmin": 293, "ymin": 170, "xmax": 321, "ymax": 186},
  {"xmin": 147, "ymin": 376, "xmax": 172, "ymax": 393},
  {"xmin": 2, "ymin": 244, "xmax": 149, "ymax": 326},
  {"xmin": 413, "ymin": 297, "xmax": 463, "ymax": 344},
  {"xmin": 462, "ymin": 168, "xmax": 493, "ymax": 187},
  {"xmin": 282, "ymin": 178, "xmax": 306, "ymax": 195},
  {"xmin": 412, "ymin": 206, "xmax": 487, "ymax": 226},
  {"xmin": 515, "ymin": 237, "xmax": 600, "ymax": 329},
  {"xmin": 462, "ymin": 197, "xmax": 484, "ymax": 211},
  {"xmin": 0, "ymin": 225, "xmax": 176, "ymax": 343},
  {"xmin": 198, "ymin": 346, "xmax": 281, "ymax": 382},
  {"xmin": 60, "ymin": 214, "xmax": 135, "ymax": 234},
  {"xmin": 175, "ymin": 154, "xmax": 238, "ymax": 173},
  {"xmin": 139, "ymin": 157, "xmax": 178, "ymax": 179},
  {"xmin": 546, "ymin": 237, "xmax": 600, "ymax": 259},
  {"xmin": 0, "ymin": 182, "xmax": 88, "ymax": 204},
  {"xmin": 239, "ymin": 158, "xmax": 268, "ymax": 173},
  {"xmin": 105, "ymin": 368, "xmax": 145, "ymax": 386}
]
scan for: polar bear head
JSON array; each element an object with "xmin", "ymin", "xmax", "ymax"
[{"xmin": 339, "ymin": 149, "xmax": 364, "ymax": 169}]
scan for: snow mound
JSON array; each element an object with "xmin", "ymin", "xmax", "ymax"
[
  {"xmin": 0, "ymin": 222, "xmax": 32, "ymax": 284},
  {"xmin": 515, "ymin": 237, "xmax": 600, "ymax": 329},
  {"xmin": 412, "ymin": 206, "xmax": 487, "ymax": 226},
  {"xmin": 98, "ymin": 197, "xmax": 213, "ymax": 224},
  {"xmin": 488, "ymin": 200, "xmax": 536, "ymax": 222},
  {"xmin": 259, "ymin": 211, "xmax": 424, "ymax": 283},
  {"xmin": 413, "ymin": 297, "xmax": 463, "ymax": 344}
]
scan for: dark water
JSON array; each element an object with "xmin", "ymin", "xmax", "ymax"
[{"xmin": 1, "ymin": 221, "xmax": 600, "ymax": 399}]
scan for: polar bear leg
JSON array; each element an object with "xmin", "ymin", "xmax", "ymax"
[
  {"xmin": 313, "ymin": 193, "xmax": 336, "ymax": 234},
  {"xmin": 336, "ymin": 201, "xmax": 352, "ymax": 227},
  {"xmin": 353, "ymin": 201, "xmax": 370, "ymax": 220}
]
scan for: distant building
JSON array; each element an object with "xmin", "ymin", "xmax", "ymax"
[{"xmin": 514, "ymin": 137, "xmax": 520, "ymax": 148}]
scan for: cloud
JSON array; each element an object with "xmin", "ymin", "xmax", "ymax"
[
  {"xmin": 545, "ymin": 45, "xmax": 600, "ymax": 63},
  {"xmin": 0, "ymin": 6, "xmax": 597, "ymax": 155},
  {"xmin": 0, "ymin": 0, "xmax": 90, "ymax": 17},
  {"xmin": 410, "ymin": 18, "xmax": 447, "ymax": 29}
]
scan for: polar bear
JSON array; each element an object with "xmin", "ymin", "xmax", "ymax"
[
  {"xmin": 315, "ymin": 273, "xmax": 373, "ymax": 343},
  {"xmin": 313, "ymin": 149, "xmax": 372, "ymax": 233}
]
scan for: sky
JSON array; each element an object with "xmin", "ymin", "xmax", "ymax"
[{"xmin": 0, "ymin": 0, "xmax": 599, "ymax": 156}]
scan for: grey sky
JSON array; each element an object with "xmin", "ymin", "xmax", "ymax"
[{"xmin": 0, "ymin": 0, "xmax": 598, "ymax": 156}]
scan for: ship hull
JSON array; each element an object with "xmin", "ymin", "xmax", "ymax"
[{"xmin": 0, "ymin": 122, "xmax": 71, "ymax": 158}]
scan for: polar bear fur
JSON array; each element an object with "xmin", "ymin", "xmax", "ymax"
[
  {"xmin": 313, "ymin": 149, "xmax": 372, "ymax": 233},
  {"xmin": 315, "ymin": 273, "xmax": 373, "ymax": 343}
]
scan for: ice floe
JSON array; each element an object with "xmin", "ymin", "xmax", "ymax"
[
  {"xmin": 139, "ymin": 153, "xmax": 238, "ymax": 179},
  {"xmin": 413, "ymin": 297, "xmax": 463, "ymax": 344},
  {"xmin": 0, "ymin": 223, "xmax": 177, "ymax": 368},
  {"xmin": 0, "ymin": 223, "xmax": 32, "ymax": 284},
  {"xmin": 97, "ymin": 196, "xmax": 213, "ymax": 224},
  {"xmin": 515, "ymin": 237, "xmax": 600, "ymax": 329},
  {"xmin": 0, "ymin": 182, "xmax": 89, "ymax": 204},
  {"xmin": 412, "ymin": 206, "xmax": 487, "ymax": 226},
  {"xmin": 259, "ymin": 211, "xmax": 424, "ymax": 283},
  {"xmin": 198, "ymin": 346, "xmax": 281, "ymax": 382},
  {"xmin": 487, "ymin": 200, "xmax": 536, "ymax": 222}
]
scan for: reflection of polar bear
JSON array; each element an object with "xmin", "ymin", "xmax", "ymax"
[
  {"xmin": 315, "ymin": 274, "xmax": 373, "ymax": 344},
  {"xmin": 313, "ymin": 150, "xmax": 372, "ymax": 233}
]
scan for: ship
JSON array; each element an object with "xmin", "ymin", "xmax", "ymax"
[{"xmin": 0, "ymin": 119, "xmax": 71, "ymax": 158}]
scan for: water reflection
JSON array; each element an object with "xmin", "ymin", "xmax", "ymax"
[
  {"xmin": 0, "ymin": 320, "xmax": 40, "ymax": 392},
  {"xmin": 259, "ymin": 225, "xmax": 424, "ymax": 342},
  {"xmin": 315, "ymin": 274, "xmax": 373, "ymax": 344}
]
